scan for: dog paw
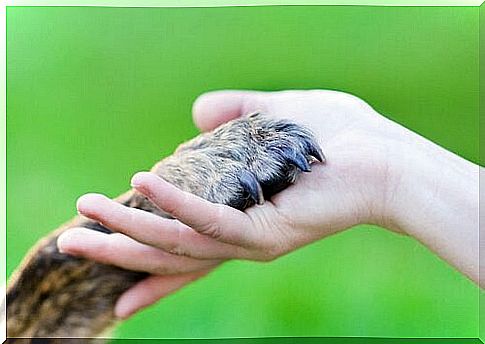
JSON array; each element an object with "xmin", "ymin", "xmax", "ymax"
[
  {"xmin": 233, "ymin": 113, "xmax": 325, "ymax": 205},
  {"xmin": 156, "ymin": 113, "xmax": 325, "ymax": 210}
]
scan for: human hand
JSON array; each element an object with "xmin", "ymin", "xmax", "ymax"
[
  {"xmin": 189, "ymin": 90, "xmax": 478, "ymax": 274},
  {"xmin": 58, "ymin": 89, "xmax": 480, "ymax": 318}
]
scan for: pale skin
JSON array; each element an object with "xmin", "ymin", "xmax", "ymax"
[{"xmin": 57, "ymin": 89, "xmax": 480, "ymax": 319}]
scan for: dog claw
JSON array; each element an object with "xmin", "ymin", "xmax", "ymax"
[
  {"xmin": 287, "ymin": 150, "xmax": 311, "ymax": 172},
  {"xmin": 239, "ymin": 170, "xmax": 265, "ymax": 205},
  {"xmin": 307, "ymin": 141, "xmax": 326, "ymax": 163}
]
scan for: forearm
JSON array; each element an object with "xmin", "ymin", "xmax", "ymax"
[{"xmin": 390, "ymin": 129, "xmax": 479, "ymax": 285}]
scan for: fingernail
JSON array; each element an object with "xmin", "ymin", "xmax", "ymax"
[
  {"xmin": 57, "ymin": 230, "xmax": 77, "ymax": 254},
  {"xmin": 131, "ymin": 171, "xmax": 151, "ymax": 188},
  {"xmin": 76, "ymin": 193, "xmax": 107, "ymax": 215},
  {"xmin": 114, "ymin": 300, "xmax": 136, "ymax": 319}
]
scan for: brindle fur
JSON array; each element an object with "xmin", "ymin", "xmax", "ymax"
[{"xmin": 4, "ymin": 113, "xmax": 324, "ymax": 342}]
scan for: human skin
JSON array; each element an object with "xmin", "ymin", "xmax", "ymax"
[{"xmin": 57, "ymin": 89, "xmax": 480, "ymax": 319}]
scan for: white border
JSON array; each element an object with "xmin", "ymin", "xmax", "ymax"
[
  {"xmin": 1, "ymin": 1, "xmax": 6, "ymax": 341},
  {"xmin": 1, "ymin": 1, "xmax": 482, "ymax": 343},
  {"xmin": 4, "ymin": 0, "xmax": 485, "ymax": 6}
]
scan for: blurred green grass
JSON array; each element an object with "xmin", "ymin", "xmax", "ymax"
[{"xmin": 7, "ymin": 5, "xmax": 479, "ymax": 338}]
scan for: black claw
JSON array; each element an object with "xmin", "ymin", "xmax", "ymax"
[
  {"xmin": 239, "ymin": 171, "xmax": 264, "ymax": 205},
  {"xmin": 307, "ymin": 141, "xmax": 326, "ymax": 163},
  {"xmin": 287, "ymin": 150, "xmax": 311, "ymax": 172}
]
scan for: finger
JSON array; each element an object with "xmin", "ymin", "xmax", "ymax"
[
  {"xmin": 57, "ymin": 227, "xmax": 220, "ymax": 275},
  {"xmin": 114, "ymin": 269, "xmax": 213, "ymax": 319},
  {"xmin": 76, "ymin": 193, "xmax": 243, "ymax": 259},
  {"xmin": 131, "ymin": 172, "xmax": 262, "ymax": 248},
  {"xmin": 192, "ymin": 90, "xmax": 268, "ymax": 132}
]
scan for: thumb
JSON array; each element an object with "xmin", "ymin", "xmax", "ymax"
[{"xmin": 192, "ymin": 90, "xmax": 268, "ymax": 132}]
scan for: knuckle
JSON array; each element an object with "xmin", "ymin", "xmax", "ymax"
[
  {"xmin": 153, "ymin": 264, "xmax": 171, "ymax": 275},
  {"xmin": 196, "ymin": 205, "xmax": 225, "ymax": 240},
  {"xmin": 165, "ymin": 242, "xmax": 187, "ymax": 257},
  {"xmin": 251, "ymin": 240, "xmax": 284, "ymax": 262},
  {"xmin": 197, "ymin": 222, "xmax": 223, "ymax": 240}
]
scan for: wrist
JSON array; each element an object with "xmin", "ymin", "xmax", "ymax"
[
  {"xmin": 380, "ymin": 127, "xmax": 479, "ymax": 282},
  {"xmin": 351, "ymin": 115, "xmax": 472, "ymax": 233},
  {"xmin": 388, "ymin": 130, "xmax": 476, "ymax": 233}
]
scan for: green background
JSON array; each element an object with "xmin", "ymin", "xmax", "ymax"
[{"xmin": 7, "ymin": 5, "xmax": 480, "ymax": 339}]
